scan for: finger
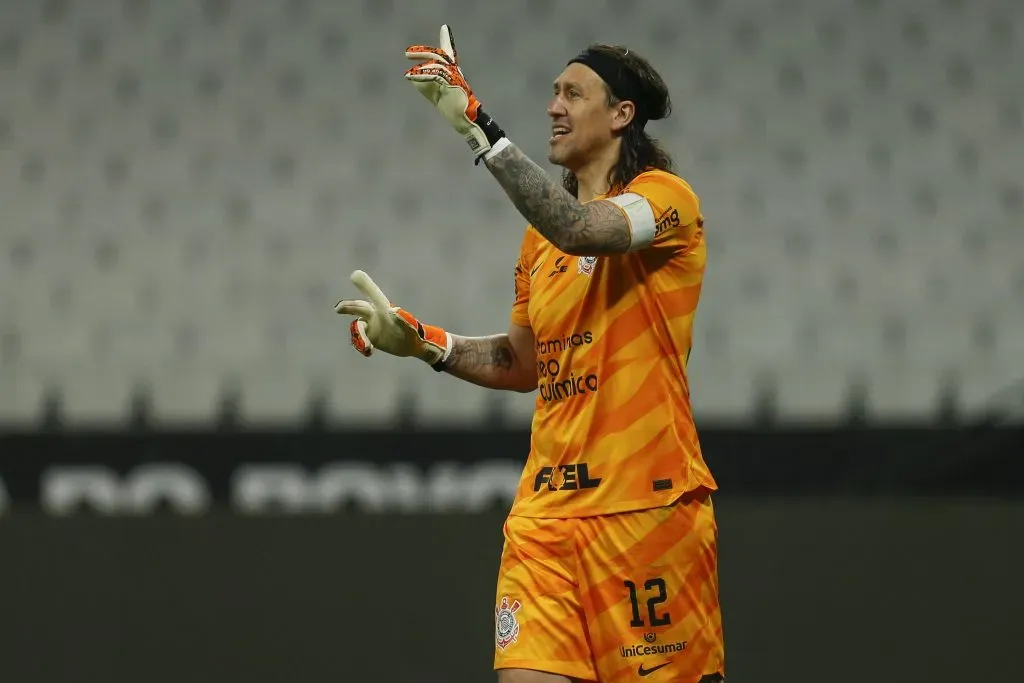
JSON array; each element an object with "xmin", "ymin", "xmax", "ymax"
[
  {"xmin": 335, "ymin": 299, "xmax": 374, "ymax": 319},
  {"xmin": 404, "ymin": 45, "xmax": 453, "ymax": 64},
  {"xmin": 404, "ymin": 71, "xmax": 449, "ymax": 90},
  {"xmin": 350, "ymin": 319, "xmax": 373, "ymax": 357},
  {"xmin": 350, "ymin": 269, "xmax": 392, "ymax": 312},
  {"xmin": 440, "ymin": 24, "xmax": 457, "ymax": 63},
  {"xmin": 404, "ymin": 62, "xmax": 455, "ymax": 85},
  {"xmin": 404, "ymin": 61, "xmax": 450, "ymax": 75}
]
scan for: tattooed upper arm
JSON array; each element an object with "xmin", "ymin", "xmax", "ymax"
[
  {"xmin": 484, "ymin": 143, "xmax": 634, "ymax": 256},
  {"xmin": 570, "ymin": 199, "xmax": 633, "ymax": 256}
]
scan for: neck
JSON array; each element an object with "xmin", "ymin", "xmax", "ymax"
[{"xmin": 572, "ymin": 140, "xmax": 621, "ymax": 202}]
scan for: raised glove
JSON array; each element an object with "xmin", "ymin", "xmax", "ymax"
[
  {"xmin": 404, "ymin": 24, "xmax": 507, "ymax": 163},
  {"xmin": 335, "ymin": 270, "xmax": 452, "ymax": 369}
]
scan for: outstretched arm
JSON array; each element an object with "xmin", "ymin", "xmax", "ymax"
[
  {"xmin": 337, "ymin": 271, "xmax": 535, "ymax": 393},
  {"xmin": 401, "ymin": 26, "xmax": 641, "ymax": 256},
  {"xmin": 483, "ymin": 142, "xmax": 632, "ymax": 256},
  {"xmin": 442, "ymin": 323, "xmax": 537, "ymax": 393}
]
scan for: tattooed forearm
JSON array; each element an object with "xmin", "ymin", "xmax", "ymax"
[
  {"xmin": 484, "ymin": 143, "xmax": 632, "ymax": 255},
  {"xmin": 448, "ymin": 335, "xmax": 513, "ymax": 371},
  {"xmin": 442, "ymin": 334, "xmax": 535, "ymax": 392}
]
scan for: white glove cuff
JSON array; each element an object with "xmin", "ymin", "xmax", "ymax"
[
  {"xmin": 481, "ymin": 137, "xmax": 512, "ymax": 162},
  {"xmin": 440, "ymin": 332, "xmax": 454, "ymax": 363}
]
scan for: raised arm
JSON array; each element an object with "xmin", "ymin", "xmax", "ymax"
[
  {"xmin": 400, "ymin": 28, "xmax": 640, "ymax": 257},
  {"xmin": 483, "ymin": 142, "xmax": 632, "ymax": 256}
]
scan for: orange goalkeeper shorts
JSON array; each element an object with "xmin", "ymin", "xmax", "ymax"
[{"xmin": 492, "ymin": 489, "xmax": 725, "ymax": 682}]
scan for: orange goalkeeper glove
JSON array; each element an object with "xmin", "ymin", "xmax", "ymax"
[
  {"xmin": 335, "ymin": 270, "xmax": 452, "ymax": 370},
  {"xmin": 404, "ymin": 24, "xmax": 508, "ymax": 163}
]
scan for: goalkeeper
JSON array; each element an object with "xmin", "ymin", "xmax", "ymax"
[{"xmin": 336, "ymin": 25, "xmax": 725, "ymax": 683}]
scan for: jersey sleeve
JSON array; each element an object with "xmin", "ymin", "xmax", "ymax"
[
  {"xmin": 510, "ymin": 227, "xmax": 536, "ymax": 327},
  {"xmin": 607, "ymin": 171, "xmax": 704, "ymax": 254}
]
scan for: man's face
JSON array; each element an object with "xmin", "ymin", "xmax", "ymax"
[{"xmin": 547, "ymin": 63, "xmax": 621, "ymax": 169}]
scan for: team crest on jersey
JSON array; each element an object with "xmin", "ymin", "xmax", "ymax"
[
  {"xmin": 494, "ymin": 596, "xmax": 522, "ymax": 650},
  {"xmin": 577, "ymin": 256, "xmax": 598, "ymax": 276}
]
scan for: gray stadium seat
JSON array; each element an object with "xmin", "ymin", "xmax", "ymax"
[{"xmin": 1, "ymin": 0, "xmax": 1021, "ymax": 426}]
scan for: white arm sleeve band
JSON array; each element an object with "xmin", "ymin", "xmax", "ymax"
[{"xmin": 605, "ymin": 192, "xmax": 657, "ymax": 251}]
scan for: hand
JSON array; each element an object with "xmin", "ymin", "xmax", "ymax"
[
  {"xmin": 404, "ymin": 24, "xmax": 506, "ymax": 161},
  {"xmin": 335, "ymin": 270, "xmax": 451, "ymax": 366}
]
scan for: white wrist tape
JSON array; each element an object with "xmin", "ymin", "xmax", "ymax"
[{"xmin": 481, "ymin": 137, "xmax": 512, "ymax": 161}]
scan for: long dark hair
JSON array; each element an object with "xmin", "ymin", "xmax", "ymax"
[{"xmin": 562, "ymin": 44, "xmax": 675, "ymax": 196}]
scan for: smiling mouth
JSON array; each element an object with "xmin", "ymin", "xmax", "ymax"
[{"xmin": 549, "ymin": 128, "xmax": 570, "ymax": 142}]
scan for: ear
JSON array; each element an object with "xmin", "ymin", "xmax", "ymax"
[{"xmin": 610, "ymin": 100, "xmax": 635, "ymax": 132}]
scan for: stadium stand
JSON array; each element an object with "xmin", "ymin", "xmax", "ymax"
[{"xmin": 1, "ymin": 0, "xmax": 1021, "ymax": 426}]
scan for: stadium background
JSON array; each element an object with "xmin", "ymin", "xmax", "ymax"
[{"xmin": 0, "ymin": 0, "xmax": 1021, "ymax": 681}]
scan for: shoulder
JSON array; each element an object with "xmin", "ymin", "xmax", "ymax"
[
  {"xmin": 624, "ymin": 169, "xmax": 699, "ymax": 204},
  {"xmin": 619, "ymin": 170, "xmax": 702, "ymax": 228}
]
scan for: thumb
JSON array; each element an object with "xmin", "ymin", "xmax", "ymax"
[{"xmin": 439, "ymin": 24, "xmax": 457, "ymax": 63}]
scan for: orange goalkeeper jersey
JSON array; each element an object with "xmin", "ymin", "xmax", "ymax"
[{"xmin": 508, "ymin": 169, "xmax": 716, "ymax": 519}]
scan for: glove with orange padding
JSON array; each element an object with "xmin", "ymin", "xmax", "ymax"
[
  {"xmin": 335, "ymin": 270, "xmax": 452, "ymax": 371},
  {"xmin": 404, "ymin": 24, "xmax": 508, "ymax": 163}
]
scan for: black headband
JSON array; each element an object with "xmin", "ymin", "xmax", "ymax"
[{"xmin": 568, "ymin": 49, "xmax": 648, "ymax": 126}]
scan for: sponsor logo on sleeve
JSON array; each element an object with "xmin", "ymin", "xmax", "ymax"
[{"xmin": 655, "ymin": 207, "xmax": 680, "ymax": 237}]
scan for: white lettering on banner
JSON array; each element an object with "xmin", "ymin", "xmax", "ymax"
[
  {"xmin": 428, "ymin": 460, "xmax": 522, "ymax": 513},
  {"xmin": 35, "ymin": 460, "xmax": 522, "ymax": 516},
  {"xmin": 229, "ymin": 464, "xmax": 309, "ymax": 514},
  {"xmin": 317, "ymin": 462, "xmax": 424, "ymax": 513},
  {"xmin": 43, "ymin": 466, "xmax": 119, "ymax": 515},
  {"xmin": 41, "ymin": 464, "xmax": 211, "ymax": 516},
  {"xmin": 231, "ymin": 460, "xmax": 522, "ymax": 514}
]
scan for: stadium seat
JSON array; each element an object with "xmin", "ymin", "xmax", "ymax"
[{"xmin": 1, "ymin": 0, "xmax": 1021, "ymax": 425}]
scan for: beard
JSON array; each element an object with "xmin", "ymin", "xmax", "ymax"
[{"xmin": 547, "ymin": 136, "xmax": 585, "ymax": 169}]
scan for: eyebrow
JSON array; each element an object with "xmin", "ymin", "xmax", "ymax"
[{"xmin": 553, "ymin": 80, "xmax": 584, "ymax": 91}]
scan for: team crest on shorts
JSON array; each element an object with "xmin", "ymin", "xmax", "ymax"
[
  {"xmin": 577, "ymin": 256, "xmax": 598, "ymax": 276},
  {"xmin": 494, "ymin": 596, "xmax": 522, "ymax": 650}
]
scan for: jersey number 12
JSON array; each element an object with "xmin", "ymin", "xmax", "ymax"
[{"xmin": 624, "ymin": 578, "xmax": 671, "ymax": 627}]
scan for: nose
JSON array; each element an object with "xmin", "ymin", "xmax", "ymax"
[{"xmin": 547, "ymin": 95, "xmax": 566, "ymax": 119}]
